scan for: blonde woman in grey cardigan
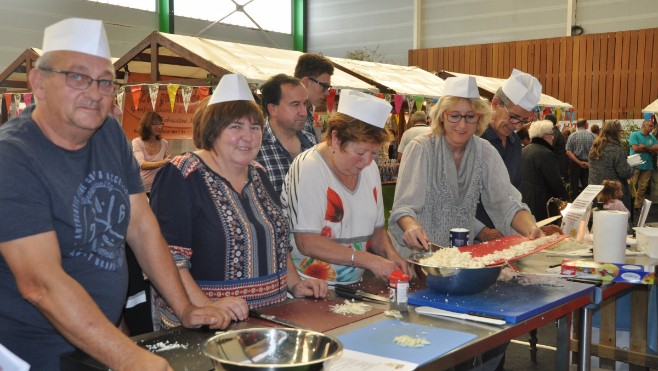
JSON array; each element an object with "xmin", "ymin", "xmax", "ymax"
[{"xmin": 389, "ymin": 76, "xmax": 543, "ymax": 257}]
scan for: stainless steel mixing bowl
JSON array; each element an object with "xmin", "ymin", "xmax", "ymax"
[
  {"xmin": 408, "ymin": 251, "xmax": 503, "ymax": 295},
  {"xmin": 203, "ymin": 328, "xmax": 343, "ymax": 371}
]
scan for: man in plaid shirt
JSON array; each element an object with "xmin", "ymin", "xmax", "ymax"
[{"xmin": 256, "ymin": 74, "xmax": 318, "ymax": 194}]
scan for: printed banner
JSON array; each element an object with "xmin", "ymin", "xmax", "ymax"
[{"xmin": 122, "ymin": 88, "xmax": 208, "ymax": 140}]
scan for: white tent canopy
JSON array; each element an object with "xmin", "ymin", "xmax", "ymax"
[
  {"xmin": 328, "ymin": 57, "xmax": 446, "ymax": 99},
  {"xmin": 445, "ymin": 70, "xmax": 573, "ymax": 109},
  {"xmin": 118, "ymin": 32, "xmax": 377, "ymax": 92},
  {"xmin": 643, "ymin": 98, "xmax": 658, "ymax": 114}
]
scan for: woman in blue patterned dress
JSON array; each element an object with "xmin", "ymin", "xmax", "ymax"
[{"xmin": 150, "ymin": 75, "xmax": 327, "ymax": 329}]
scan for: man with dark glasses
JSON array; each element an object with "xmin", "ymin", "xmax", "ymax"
[{"xmin": 294, "ymin": 53, "xmax": 334, "ymax": 142}]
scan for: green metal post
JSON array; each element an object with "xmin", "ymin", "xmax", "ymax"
[
  {"xmin": 158, "ymin": 0, "xmax": 171, "ymax": 33},
  {"xmin": 292, "ymin": 0, "xmax": 305, "ymax": 51}
]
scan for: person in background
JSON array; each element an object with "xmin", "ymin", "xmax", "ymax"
[
  {"xmin": 517, "ymin": 124, "xmax": 531, "ymax": 147},
  {"xmin": 294, "ymin": 53, "xmax": 334, "ymax": 142},
  {"xmin": 520, "ymin": 120, "xmax": 568, "ymax": 221},
  {"xmin": 132, "ymin": 111, "xmax": 171, "ymax": 195},
  {"xmin": 588, "ymin": 120, "xmax": 633, "ymax": 211},
  {"xmin": 566, "ymin": 118, "xmax": 595, "ymax": 200},
  {"xmin": 150, "ymin": 74, "xmax": 327, "ymax": 329},
  {"xmin": 590, "ymin": 124, "xmax": 600, "ymax": 137},
  {"xmin": 397, "ymin": 110, "xmax": 431, "ymax": 162},
  {"xmin": 475, "ymin": 69, "xmax": 542, "ymax": 242},
  {"xmin": 598, "ymin": 179, "xmax": 630, "ymax": 213},
  {"xmin": 282, "ymin": 89, "xmax": 411, "ymax": 284},
  {"xmin": 545, "ymin": 113, "xmax": 568, "ymax": 179},
  {"xmin": 629, "ymin": 120, "xmax": 658, "ymax": 210},
  {"xmin": 390, "ymin": 75, "xmax": 543, "ymax": 252},
  {"xmin": 0, "ymin": 18, "xmax": 231, "ymax": 370},
  {"xmin": 256, "ymin": 74, "xmax": 315, "ymax": 194}
]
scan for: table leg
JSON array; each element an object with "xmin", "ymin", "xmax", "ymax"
[
  {"xmin": 577, "ymin": 304, "xmax": 595, "ymax": 371},
  {"xmin": 528, "ymin": 328, "xmax": 538, "ymax": 363},
  {"xmin": 556, "ymin": 316, "xmax": 569, "ymax": 371}
]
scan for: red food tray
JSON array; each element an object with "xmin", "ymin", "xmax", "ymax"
[{"xmin": 458, "ymin": 234, "xmax": 568, "ymax": 266}]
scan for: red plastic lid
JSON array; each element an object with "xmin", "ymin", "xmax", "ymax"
[{"xmin": 389, "ymin": 269, "xmax": 410, "ymax": 281}]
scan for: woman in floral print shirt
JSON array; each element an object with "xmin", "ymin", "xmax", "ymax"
[{"xmin": 281, "ymin": 90, "xmax": 410, "ymax": 284}]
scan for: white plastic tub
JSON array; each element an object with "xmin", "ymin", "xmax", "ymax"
[{"xmin": 634, "ymin": 227, "xmax": 658, "ymax": 258}]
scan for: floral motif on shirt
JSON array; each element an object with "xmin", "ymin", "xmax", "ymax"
[{"xmin": 325, "ymin": 187, "xmax": 344, "ymax": 222}]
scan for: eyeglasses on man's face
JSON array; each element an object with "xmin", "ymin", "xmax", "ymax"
[
  {"xmin": 308, "ymin": 77, "xmax": 332, "ymax": 92},
  {"xmin": 500, "ymin": 103, "xmax": 529, "ymax": 126},
  {"xmin": 445, "ymin": 111, "xmax": 482, "ymax": 124},
  {"xmin": 39, "ymin": 67, "xmax": 118, "ymax": 96}
]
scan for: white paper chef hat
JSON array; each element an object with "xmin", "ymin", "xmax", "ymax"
[
  {"xmin": 502, "ymin": 69, "xmax": 542, "ymax": 111},
  {"xmin": 208, "ymin": 74, "xmax": 255, "ymax": 105},
  {"xmin": 337, "ymin": 89, "xmax": 391, "ymax": 128},
  {"xmin": 442, "ymin": 75, "xmax": 479, "ymax": 98},
  {"xmin": 42, "ymin": 18, "xmax": 111, "ymax": 60}
]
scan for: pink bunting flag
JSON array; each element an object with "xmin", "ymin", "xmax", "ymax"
[
  {"xmin": 130, "ymin": 85, "xmax": 142, "ymax": 110},
  {"xmin": 167, "ymin": 84, "xmax": 180, "ymax": 112},
  {"xmin": 23, "ymin": 93, "xmax": 32, "ymax": 106},
  {"xmin": 326, "ymin": 89, "xmax": 337, "ymax": 113},
  {"xmin": 393, "ymin": 94, "xmax": 404, "ymax": 114}
]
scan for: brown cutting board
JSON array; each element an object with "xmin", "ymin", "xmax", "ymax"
[{"xmin": 249, "ymin": 298, "xmax": 385, "ymax": 332}]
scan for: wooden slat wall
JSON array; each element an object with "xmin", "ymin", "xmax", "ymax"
[{"xmin": 409, "ymin": 28, "xmax": 658, "ymax": 121}]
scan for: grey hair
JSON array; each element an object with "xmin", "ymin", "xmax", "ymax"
[{"xmin": 528, "ymin": 120, "xmax": 554, "ymax": 139}]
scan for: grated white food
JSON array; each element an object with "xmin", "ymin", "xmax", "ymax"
[
  {"xmin": 393, "ymin": 335, "xmax": 430, "ymax": 347},
  {"xmin": 329, "ymin": 299, "xmax": 372, "ymax": 315},
  {"xmin": 145, "ymin": 341, "xmax": 188, "ymax": 353},
  {"xmin": 419, "ymin": 235, "xmax": 561, "ymax": 268},
  {"xmin": 383, "ymin": 310, "xmax": 403, "ymax": 319}
]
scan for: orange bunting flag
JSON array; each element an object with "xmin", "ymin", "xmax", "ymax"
[
  {"xmin": 167, "ymin": 84, "xmax": 180, "ymax": 112},
  {"xmin": 4, "ymin": 93, "xmax": 12, "ymax": 112},
  {"xmin": 130, "ymin": 85, "xmax": 142, "ymax": 110},
  {"xmin": 197, "ymin": 87, "xmax": 210, "ymax": 101}
]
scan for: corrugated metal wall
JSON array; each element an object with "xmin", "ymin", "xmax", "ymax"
[{"xmin": 409, "ymin": 28, "xmax": 658, "ymax": 120}]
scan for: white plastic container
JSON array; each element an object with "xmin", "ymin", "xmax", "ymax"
[{"xmin": 634, "ymin": 227, "xmax": 658, "ymax": 258}]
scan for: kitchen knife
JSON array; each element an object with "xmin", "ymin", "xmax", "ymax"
[
  {"xmin": 415, "ymin": 306, "xmax": 506, "ymax": 326},
  {"xmin": 334, "ymin": 285, "xmax": 389, "ymax": 303},
  {"xmin": 249, "ymin": 309, "xmax": 310, "ymax": 330},
  {"xmin": 536, "ymin": 215, "xmax": 562, "ymax": 227}
]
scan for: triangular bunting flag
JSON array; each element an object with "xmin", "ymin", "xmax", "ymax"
[
  {"xmin": 23, "ymin": 93, "xmax": 32, "ymax": 107},
  {"xmin": 393, "ymin": 94, "xmax": 404, "ymax": 114},
  {"xmin": 148, "ymin": 84, "xmax": 159, "ymax": 111},
  {"xmin": 415, "ymin": 96, "xmax": 424, "ymax": 112},
  {"xmin": 167, "ymin": 84, "xmax": 180, "ymax": 112},
  {"xmin": 182, "ymin": 86, "xmax": 193, "ymax": 113},
  {"xmin": 326, "ymin": 89, "xmax": 336, "ymax": 113},
  {"xmin": 130, "ymin": 85, "xmax": 142, "ymax": 110},
  {"xmin": 116, "ymin": 86, "xmax": 125, "ymax": 113},
  {"xmin": 4, "ymin": 94, "xmax": 11, "ymax": 112},
  {"xmin": 406, "ymin": 96, "xmax": 414, "ymax": 113},
  {"xmin": 197, "ymin": 87, "xmax": 210, "ymax": 101}
]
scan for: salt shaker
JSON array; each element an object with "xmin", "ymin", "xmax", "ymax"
[{"xmin": 388, "ymin": 269, "xmax": 410, "ymax": 311}]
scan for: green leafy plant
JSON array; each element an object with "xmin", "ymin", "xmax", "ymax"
[{"xmin": 345, "ymin": 45, "xmax": 392, "ymax": 64}]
